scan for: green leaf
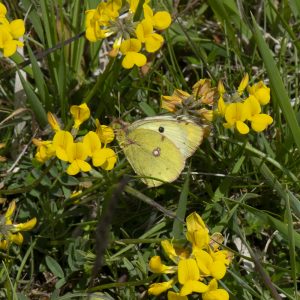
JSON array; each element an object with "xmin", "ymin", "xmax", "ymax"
[
  {"xmin": 172, "ymin": 172, "xmax": 189, "ymax": 239},
  {"xmin": 45, "ymin": 256, "xmax": 65, "ymax": 279},
  {"xmin": 17, "ymin": 70, "xmax": 48, "ymax": 127},
  {"xmin": 138, "ymin": 101, "xmax": 156, "ymax": 117},
  {"xmin": 26, "ymin": 43, "xmax": 49, "ymax": 108}
]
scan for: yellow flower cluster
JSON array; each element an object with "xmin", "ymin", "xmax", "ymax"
[
  {"xmin": 161, "ymin": 79, "xmax": 216, "ymax": 122},
  {"xmin": 0, "ymin": 2, "xmax": 25, "ymax": 57},
  {"xmin": 0, "ymin": 201, "xmax": 37, "ymax": 250},
  {"xmin": 85, "ymin": 0, "xmax": 171, "ymax": 69},
  {"xmin": 148, "ymin": 212, "xmax": 232, "ymax": 300},
  {"xmin": 218, "ymin": 74, "xmax": 273, "ymax": 134},
  {"xmin": 33, "ymin": 104, "xmax": 117, "ymax": 176},
  {"xmin": 161, "ymin": 75, "xmax": 273, "ymax": 136}
]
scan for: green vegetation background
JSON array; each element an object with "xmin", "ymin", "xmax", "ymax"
[{"xmin": 0, "ymin": 0, "xmax": 299, "ymax": 299}]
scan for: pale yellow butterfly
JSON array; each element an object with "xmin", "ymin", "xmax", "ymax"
[{"xmin": 114, "ymin": 116, "xmax": 204, "ymax": 187}]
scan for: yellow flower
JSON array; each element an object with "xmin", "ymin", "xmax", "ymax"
[
  {"xmin": 148, "ymin": 279, "xmax": 175, "ymax": 296},
  {"xmin": 202, "ymin": 279, "xmax": 229, "ymax": 300},
  {"xmin": 167, "ymin": 291, "xmax": 188, "ymax": 300},
  {"xmin": 192, "ymin": 79, "xmax": 216, "ymax": 105},
  {"xmin": 65, "ymin": 142, "xmax": 92, "ymax": 175},
  {"xmin": 70, "ymin": 103, "xmax": 90, "ymax": 129},
  {"xmin": 217, "ymin": 80, "xmax": 226, "ymax": 96},
  {"xmin": 161, "ymin": 80, "xmax": 215, "ymax": 122},
  {"xmin": 143, "ymin": 4, "xmax": 172, "ymax": 30},
  {"xmin": 109, "ymin": 35, "xmax": 122, "ymax": 57},
  {"xmin": 135, "ymin": 18, "xmax": 164, "ymax": 52},
  {"xmin": 248, "ymin": 81, "xmax": 270, "ymax": 105},
  {"xmin": 53, "ymin": 133, "xmax": 86, "ymax": 174},
  {"xmin": 250, "ymin": 114, "xmax": 273, "ymax": 132},
  {"xmin": 85, "ymin": 13, "xmax": 111, "ymax": 41},
  {"xmin": 244, "ymin": 95, "xmax": 273, "ymax": 132},
  {"xmin": 149, "ymin": 256, "xmax": 176, "ymax": 274},
  {"xmin": 178, "ymin": 258, "xmax": 208, "ymax": 296},
  {"xmin": 127, "ymin": 0, "xmax": 150, "ymax": 13},
  {"xmin": 237, "ymin": 73, "xmax": 249, "ymax": 95},
  {"xmin": 0, "ymin": 201, "xmax": 37, "ymax": 250},
  {"xmin": 82, "ymin": 131, "xmax": 117, "ymax": 170},
  {"xmin": 0, "ymin": 24, "xmax": 24, "ymax": 57},
  {"xmin": 198, "ymin": 108, "xmax": 214, "ymax": 122},
  {"xmin": 161, "ymin": 89, "xmax": 190, "ymax": 112},
  {"xmin": 223, "ymin": 102, "xmax": 250, "ymax": 134},
  {"xmin": 120, "ymin": 38, "xmax": 147, "ymax": 69},
  {"xmin": 244, "ymin": 95, "xmax": 261, "ymax": 117},
  {"xmin": 194, "ymin": 249, "xmax": 227, "ymax": 280},
  {"xmin": 9, "ymin": 19, "xmax": 25, "ymax": 39},
  {"xmin": 32, "ymin": 139, "xmax": 56, "ymax": 163},
  {"xmin": 186, "ymin": 212, "xmax": 210, "ymax": 250},
  {"xmin": 98, "ymin": 148, "xmax": 117, "ymax": 170},
  {"xmin": 104, "ymin": 0, "xmax": 122, "ymax": 20},
  {"xmin": 217, "ymin": 96, "xmax": 227, "ymax": 116},
  {"xmin": 47, "ymin": 112, "xmax": 61, "ymax": 132},
  {"xmin": 161, "ymin": 240, "xmax": 190, "ymax": 263},
  {"xmin": 52, "ymin": 130, "xmax": 74, "ymax": 161},
  {"xmin": 0, "ymin": 3, "xmax": 7, "ymax": 18},
  {"xmin": 95, "ymin": 119, "xmax": 115, "ymax": 144},
  {"xmin": 0, "ymin": 3, "xmax": 25, "ymax": 57},
  {"xmin": 84, "ymin": 1, "xmax": 121, "ymax": 42},
  {"xmin": 148, "ymin": 212, "xmax": 232, "ymax": 298},
  {"xmin": 210, "ymin": 249, "xmax": 232, "ymax": 266}
]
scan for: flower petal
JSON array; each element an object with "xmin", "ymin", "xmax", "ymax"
[
  {"xmin": 194, "ymin": 249, "xmax": 213, "ymax": 275},
  {"xmin": 3, "ymin": 39, "xmax": 20, "ymax": 57},
  {"xmin": 53, "ymin": 131, "xmax": 74, "ymax": 161},
  {"xmin": 47, "ymin": 112, "xmax": 61, "ymax": 132},
  {"xmin": 67, "ymin": 161, "xmax": 80, "ymax": 175},
  {"xmin": 236, "ymin": 120, "xmax": 249, "ymax": 134},
  {"xmin": 5, "ymin": 201, "xmax": 16, "ymax": 219},
  {"xmin": 167, "ymin": 291, "xmax": 188, "ymax": 300},
  {"xmin": 120, "ymin": 38, "xmax": 141, "ymax": 54},
  {"xmin": 122, "ymin": 52, "xmax": 147, "ymax": 69},
  {"xmin": 237, "ymin": 73, "xmax": 249, "ymax": 95},
  {"xmin": 10, "ymin": 232, "xmax": 24, "ymax": 245},
  {"xmin": 251, "ymin": 114, "xmax": 273, "ymax": 132},
  {"xmin": 180, "ymin": 280, "xmax": 208, "ymax": 296},
  {"xmin": 203, "ymin": 289, "xmax": 229, "ymax": 300},
  {"xmin": 149, "ymin": 256, "xmax": 176, "ymax": 274},
  {"xmin": 153, "ymin": 11, "xmax": 172, "ymax": 30},
  {"xmin": 148, "ymin": 280, "xmax": 174, "ymax": 296},
  {"xmin": 178, "ymin": 258, "xmax": 200, "ymax": 284},
  {"xmin": 100, "ymin": 148, "xmax": 117, "ymax": 170},
  {"xmin": 70, "ymin": 103, "xmax": 90, "ymax": 129},
  {"xmin": 13, "ymin": 218, "xmax": 37, "ymax": 231},
  {"xmin": 83, "ymin": 131, "xmax": 101, "ymax": 156},
  {"xmin": 144, "ymin": 33, "xmax": 164, "ymax": 52},
  {"xmin": 210, "ymin": 261, "xmax": 226, "ymax": 280},
  {"xmin": 9, "ymin": 19, "xmax": 25, "ymax": 39},
  {"xmin": 77, "ymin": 160, "xmax": 92, "ymax": 172}
]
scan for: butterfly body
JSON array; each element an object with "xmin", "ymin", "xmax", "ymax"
[{"xmin": 114, "ymin": 116, "xmax": 204, "ymax": 187}]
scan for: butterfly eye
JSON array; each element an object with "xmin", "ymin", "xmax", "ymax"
[{"xmin": 158, "ymin": 126, "xmax": 164, "ymax": 133}]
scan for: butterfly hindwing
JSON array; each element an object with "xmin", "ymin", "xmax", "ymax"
[
  {"xmin": 123, "ymin": 128, "xmax": 185, "ymax": 187},
  {"xmin": 115, "ymin": 115, "xmax": 204, "ymax": 187}
]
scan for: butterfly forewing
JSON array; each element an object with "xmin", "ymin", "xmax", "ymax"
[{"xmin": 130, "ymin": 116, "xmax": 204, "ymax": 158}]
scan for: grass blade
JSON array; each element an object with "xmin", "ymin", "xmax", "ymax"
[{"xmin": 251, "ymin": 15, "xmax": 300, "ymax": 149}]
